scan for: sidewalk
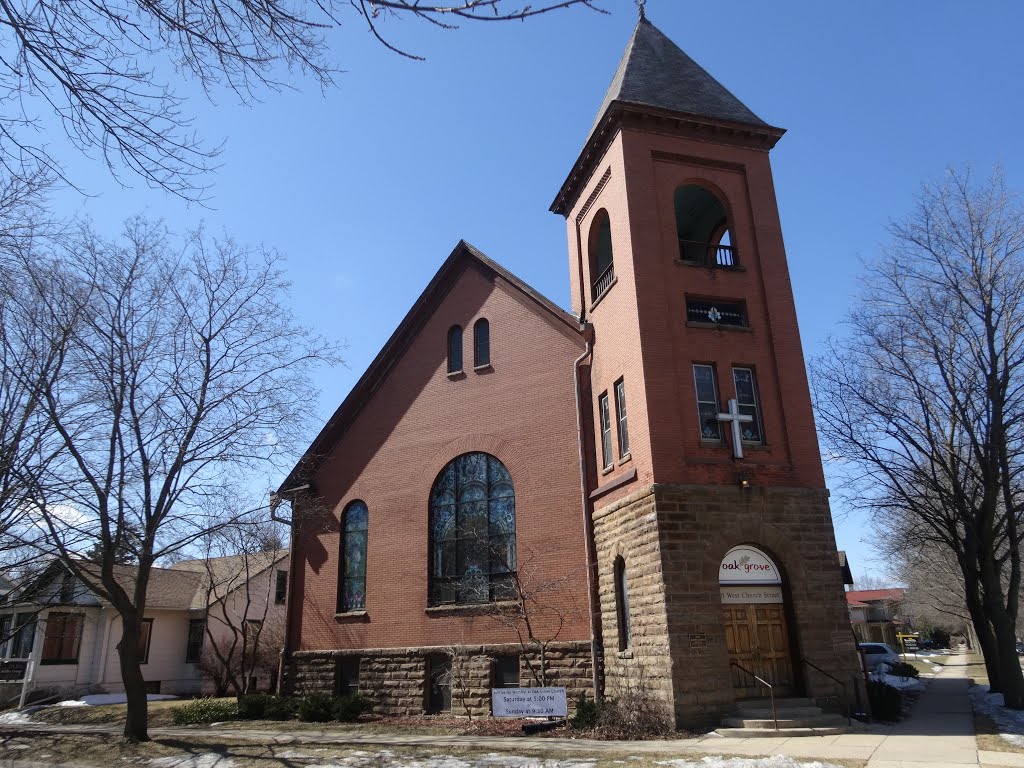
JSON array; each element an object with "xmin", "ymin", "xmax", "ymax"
[{"xmin": 1, "ymin": 655, "xmax": 1019, "ymax": 767}]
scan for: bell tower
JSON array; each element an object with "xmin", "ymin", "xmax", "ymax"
[{"xmin": 552, "ymin": 17, "xmax": 859, "ymax": 728}]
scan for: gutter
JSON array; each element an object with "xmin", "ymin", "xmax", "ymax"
[{"xmin": 270, "ymin": 485, "xmax": 307, "ymax": 696}]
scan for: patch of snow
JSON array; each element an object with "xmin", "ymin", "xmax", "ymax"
[
  {"xmin": 56, "ymin": 693, "xmax": 178, "ymax": 707},
  {"xmin": 658, "ymin": 759, "xmax": 843, "ymax": 768},
  {"xmin": 275, "ymin": 751, "xmax": 318, "ymax": 761},
  {"xmin": 971, "ymin": 685, "xmax": 1024, "ymax": 747},
  {"xmin": 310, "ymin": 755, "xmax": 597, "ymax": 768},
  {"xmin": 870, "ymin": 668, "xmax": 926, "ymax": 692},
  {"xmin": 149, "ymin": 754, "xmax": 234, "ymax": 768},
  {"xmin": 0, "ymin": 710, "xmax": 34, "ymax": 724}
]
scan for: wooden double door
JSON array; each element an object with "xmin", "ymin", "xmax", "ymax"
[{"xmin": 722, "ymin": 603, "xmax": 795, "ymax": 698}]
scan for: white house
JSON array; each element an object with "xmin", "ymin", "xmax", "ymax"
[{"xmin": 0, "ymin": 551, "xmax": 289, "ymax": 704}]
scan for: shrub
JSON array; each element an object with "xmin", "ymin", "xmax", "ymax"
[
  {"xmin": 297, "ymin": 693, "xmax": 336, "ymax": 723},
  {"xmin": 570, "ymin": 696, "xmax": 604, "ymax": 729},
  {"xmin": 332, "ymin": 693, "xmax": 369, "ymax": 722},
  {"xmin": 237, "ymin": 693, "xmax": 296, "ymax": 721},
  {"xmin": 867, "ymin": 679, "xmax": 902, "ymax": 722},
  {"xmin": 172, "ymin": 698, "xmax": 239, "ymax": 725},
  {"xmin": 884, "ymin": 661, "xmax": 920, "ymax": 679}
]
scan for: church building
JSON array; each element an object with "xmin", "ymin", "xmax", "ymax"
[{"xmin": 277, "ymin": 14, "xmax": 860, "ymax": 729}]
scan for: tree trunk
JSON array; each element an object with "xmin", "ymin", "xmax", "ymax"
[
  {"xmin": 117, "ymin": 610, "xmax": 149, "ymax": 742},
  {"xmin": 965, "ymin": 590, "xmax": 1002, "ymax": 692},
  {"xmin": 980, "ymin": 560, "xmax": 1024, "ymax": 708}
]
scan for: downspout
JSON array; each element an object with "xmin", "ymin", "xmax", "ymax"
[
  {"xmin": 271, "ymin": 484, "xmax": 307, "ymax": 695},
  {"xmin": 573, "ymin": 323, "xmax": 602, "ymax": 699}
]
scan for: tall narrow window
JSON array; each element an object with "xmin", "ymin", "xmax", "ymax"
[
  {"xmin": 275, "ymin": 569, "xmax": 288, "ymax": 605},
  {"xmin": 336, "ymin": 656, "xmax": 361, "ymax": 697},
  {"xmin": 614, "ymin": 557, "xmax": 631, "ymax": 652},
  {"xmin": 493, "ymin": 655, "xmax": 519, "ymax": 689},
  {"xmin": 339, "ymin": 500, "xmax": 369, "ymax": 612},
  {"xmin": 0, "ymin": 615, "xmax": 11, "ymax": 658},
  {"xmin": 11, "ymin": 613, "xmax": 34, "ymax": 659},
  {"xmin": 589, "ymin": 209, "xmax": 615, "ymax": 302},
  {"xmin": 137, "ymin": 618, "xmax": 154, "ymax": 664},
  {"xmin": 473, "ymin": 318, "xmax": 490, "ymax": 368},
  {"xmin": 614, "ymin": 378, "xmax": 629, "ymax": 458},
  {"xmin": 426, "ymin": 654, "xmax": 452, "ymax": 713},
  {"xmin": 732, "ymin": 367, "xmax": 764, "ymax": 443},
  {"xmin": 429, "ymin": 453, "xmax": 516, "ymax": 606},
  {"xmin": 599, "ymin": 392, "xmax": 612, "ymax": 469},
  {"xmin": 693, "ymin": 364, "xmax": 721, "ymax": 441},
  {"xmin": 185, "ymin": 619, "xmax": 205, "ymax": 663},
  {"xmin": 447, "ymin": 325, "xmax": 463, "ymax": 374}
]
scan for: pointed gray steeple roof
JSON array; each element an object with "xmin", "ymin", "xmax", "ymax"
[{"xmin": 588, "ymin": 16, "xmax": 766, "ymax": 139}]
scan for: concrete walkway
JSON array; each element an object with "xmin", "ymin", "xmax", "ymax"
[{"xmin": 1, "ymin": 655, "xmax": 1021, "ymax": 767}]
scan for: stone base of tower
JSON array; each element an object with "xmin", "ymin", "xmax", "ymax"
[{"xmin": 593, "ymin": 483, "xmax": 862, "ymax": 731}]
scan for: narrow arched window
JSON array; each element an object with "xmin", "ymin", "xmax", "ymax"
[
  {"xmin": 589, "ymin": 209, "xmax": 615, "ymax": 302},
  {"xmin": 338, "ymin": 501, "xmax": 368, "ymax": 612},
  {"xmin": 447, "ymin": 325, "xmax": 463, "ymax": 374},
  {"xmin": 473, "ymin": 318, "xmax": 490, "ymax": 368},
  {"xmin": 674, "ymin": 185, "xmax": 735, "ymax": 267},
  {"xmin": 429, "ymin": 452, "xmax": 516, "ymax": 606},
  {"xmin": 614, "ymin": 556, "xmax": 631, "ymax": 651}
]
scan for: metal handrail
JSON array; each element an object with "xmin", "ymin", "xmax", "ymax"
[
  {"xmin": 801, "ymin": 657, "xmax": 851, "ymax": 724},
  {"xmin": 678, "ymin": 239, "xmax": 737, "ymax": 268},
  {"xmin": 730, "ymin": 660, "xmax": 778, "ymax": 730},
  {"xmin": 591, "ymin": 262, "xmax": 615, "ymax": 302}
]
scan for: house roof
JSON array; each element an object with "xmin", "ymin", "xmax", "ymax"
[
  {"xmin": 277, "ymin": 241, "xmax": 583, "ymax": 493},
  {"xmin": 73, "ymin": 560, "xmax": 204, "ymax": 610},
  {"xmin": 846, "ymin": 588, "xmax": 905, "ymax": 604},
  {"xmin": 172, "ymin": 551, "xmax": 288, "ymax": 610},
  {"xmin": 550, "ymin": 17, "xmax": 783, "ymax": 216}
]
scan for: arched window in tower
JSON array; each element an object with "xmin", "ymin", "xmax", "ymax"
[
  {"xmin": 473, "ymin": 318, "xmax": 490, "ymax": 368},
  {"xmin": 338, "ymin": 500, "xmax": 369, "ymax": 613},
  {"xmin": 589, "ymin": 209, "xmax": 615, "ymax": 302},
  {"xmin": 674, "ymin": 185, "xmax": 736, "ymax": 267},
  {"xmin": 447, "ymin": 325, "xmax": 463, "ymax": 374},
  {"xmin": 429, "ymin": 452, "xmax": 516, "ymax": 606},
  {"xmin": 614, "ymin": 556, "xmax": 631, "ymax": 651}
]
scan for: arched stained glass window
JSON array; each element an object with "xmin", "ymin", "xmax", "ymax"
[
  {"xmin": 339, "ymin": 501, "xmax": 368, "ymax": 613},
  {"xmin": 429, "ymin": 452, "xmax": 516, "ymax": 606},
  {"xmin": 447, "ymin": 325, "xmax": 463, "ymax": 374},
  {"xmin": 473, "ymin": 318, "xmax": 490, "ymax": 368}
]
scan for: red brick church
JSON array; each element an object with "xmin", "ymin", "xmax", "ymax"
[{"xmin": 276, "ymin": 14, "xmax": 860, "ymax": 729}]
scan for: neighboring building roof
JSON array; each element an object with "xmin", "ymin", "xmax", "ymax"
[
  {"xmin": 74, "ymin": 560, "xmax": 204, "ymax": 610},
  {"xmin": 586, "ymin": 16, "xmax": 766, "ymax": 144},
  {"xmin": 845, "ymin": 588, "xmax": 905, "ymax": 604},
  {"xmin": 277, "ymin": 240, "xmax": 584, "ymax": 493},
  {"xmin": 172, "ymin": 550, "xmax": 288, "ymax": 610},
  {"xmin": 847, "ymin": 600, "xmax": 869, "ymax": 609}
]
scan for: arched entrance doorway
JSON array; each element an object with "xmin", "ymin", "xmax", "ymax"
[{"xmin": 720, "ymin": 545, "xmax": 794, "ymax": 698}]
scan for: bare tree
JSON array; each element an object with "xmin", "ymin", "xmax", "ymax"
[
  {"xmin": 183, "ymin": 521, "xmax": 288, "ymax": 696},
  {"xmin": 0, "ymin": 0, "xmax": 600, "ymax": 200},
  {"xmin": 14, "ymin": 217, "xmax": 336, "ymax": 740},
  {"xmin": 812, "ymin": 166, "xmax": 1024, "ymax": 706}
]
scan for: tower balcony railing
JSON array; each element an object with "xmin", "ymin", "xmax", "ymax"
[
  {"xmin": 592, "ymin": 262, "xmax": 616, "ymax": 303},
  {"xmin": 679, "ymin": 239, "xmax": 737, "ymax": 268}
]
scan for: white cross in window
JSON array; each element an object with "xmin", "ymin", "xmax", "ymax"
[{"xmin": 717, "ymin": 398, "xmax": 753, "ymax": 459}]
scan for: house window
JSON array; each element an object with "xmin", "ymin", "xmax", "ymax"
[
  {"xmin": 674, "ymin": 184, "xmax": 735, "ymax": 267},
  {"xmin": 686, "ymin": 299, "xmax": 747, "ymax": 328},
  {"xmin": 41, "ymin": 613, "xmax": 83, "ymax": 665},
  {"xmin": 732, "ymin": 367, "xmax": 764, "ymax": 443},
  {"xmin": 493, "ymin": 655, "xmax": 519, "ymax": 689},
  {"xmin": 693, "ymin": 364, "xmax": 722, "ymax": 441},
  {"xmin": 137, "ymin": 618, "xmax": 153, "ymax": 664},
  {"xmin": 10, "ymin": 614, "xmax": 34, "ymax": 659},
  {"xmin": 274, "ymin": 569, "xmax": 288, "ymax": 605},
  {"xmin": 599, "ymin": 392, "xmax": 612, "ymax": 470},
  {"xmin": 429, "ymin": 452, "xmax": 516, "ymax": 606},
  {"xmin": 614, "ymin": 378, "xmax": 629, "ymax": 458},
  {"xmin": 614, "ymin": 557, "xmax": 631, "ymax": 652},
  {"xmin": 336, "ymin": 656, "xmax": 360, "ymax": 697},
  {"xmin": 426, "ymin": 654, "xmax": 452, "ymax": 714},
  {"xmin": 339, "ymin": 500, "xmax": 369, "ymax": 613},
  {"xmin": 589, "ymin": 209, "xmax": 615, "ymax": 302},
  {"xmin": 473, "ymin": 318, "xmax": 490, "ymax": 368},
  {"xmin": 447, "ymin": 325, "xmax": 463, "ymax": 374},
  {"xmin": 185, "ymin": 619, "xmax": 205, "ymax": 663}
]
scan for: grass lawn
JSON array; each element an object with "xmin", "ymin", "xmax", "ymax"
[{"xmin": 0, "ymin": 730, "xmax": 869, "ymax": 768}]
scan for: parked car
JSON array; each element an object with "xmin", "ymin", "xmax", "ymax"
[{"xmin": 859, "ymin": 642, "xmax": 901, "ymax": 671}]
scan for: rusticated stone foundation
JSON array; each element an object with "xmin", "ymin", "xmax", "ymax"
[
  {"xmin": 593, "ymin": 482, "xmax": 862, "ymax": 730},
  {"xmin": 285, "ymin": 641, "xmax": 593, "ymax": 717}
]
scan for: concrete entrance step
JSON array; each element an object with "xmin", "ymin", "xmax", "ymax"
[
  {"xmin": 720, "ymin": 697, "xmax": 851, "ymax": 737},
  {"xmin": 721, "ymin": 714, "xmax": 848, "ymax": 729},
  {"xmin": 734, "ymin": 697, "xmax": 816, "ymax": 712},
  {"xmin": 729, "ymin": 706, "xmax": 824, "ymax": 719}
]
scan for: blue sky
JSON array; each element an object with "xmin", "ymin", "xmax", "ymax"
[{"xmin": 46, "ymin": 1, "xmax": 1024, "ymax": 581}]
